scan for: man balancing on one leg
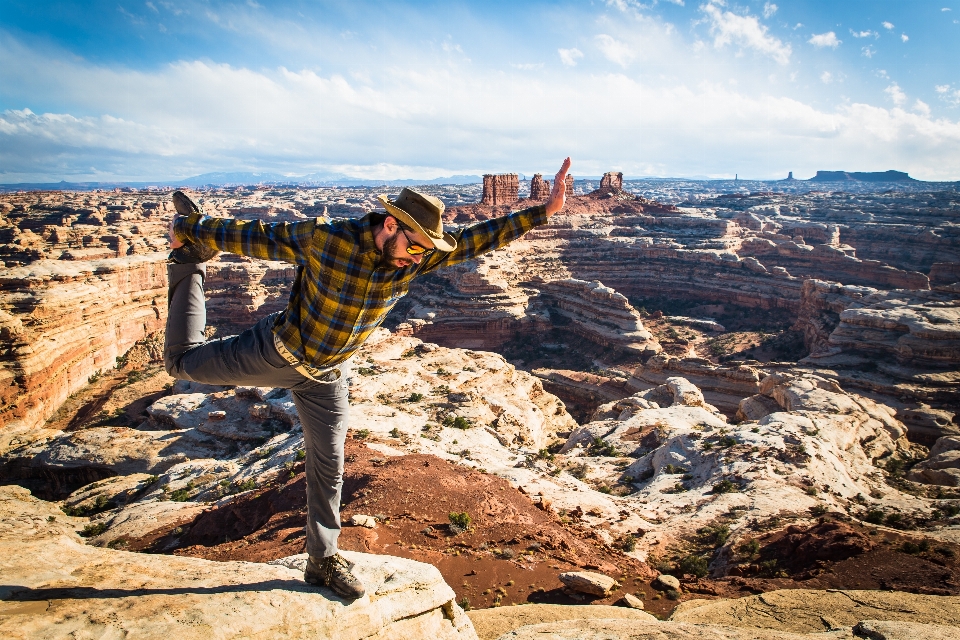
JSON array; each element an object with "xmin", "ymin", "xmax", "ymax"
[{"xmin": 164, "ymin": 158, "xmax": 571, "ymax": 599}]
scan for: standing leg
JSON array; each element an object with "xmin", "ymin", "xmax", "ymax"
[{"xmin": 292, "ymin": 376, "xmax": 350, "ymax": 557}]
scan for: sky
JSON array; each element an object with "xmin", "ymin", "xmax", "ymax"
[{"xmin": 1, "ymin": 0, "xmax": 959, "ymax": 182}]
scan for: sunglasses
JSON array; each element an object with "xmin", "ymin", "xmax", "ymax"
[{"xmin": 398, "ymin": 225, "xmax": 435, "ymax": 257}]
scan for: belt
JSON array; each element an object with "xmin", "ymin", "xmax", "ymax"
[{"xmin": 272, "ymin": 333, "xmax": 341, "ymax": 382}]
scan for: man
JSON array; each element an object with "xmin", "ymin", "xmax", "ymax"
[{"xmin": 164, "ymin": 158, "xmax": 571, "ymax": 599}]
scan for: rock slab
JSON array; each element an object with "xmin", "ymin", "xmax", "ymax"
[{"xmin": 0, "ymin": 485, "xmax": 478, "ymax": 640}]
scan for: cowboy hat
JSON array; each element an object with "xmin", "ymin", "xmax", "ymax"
[{"xmin": 377, "ymin": 188, "xmax": 457, "ymax": 252}]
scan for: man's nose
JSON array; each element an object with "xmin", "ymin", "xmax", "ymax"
[{"xmin": 411, "ymin": 254, "xmax": 423, "ymax": 264}]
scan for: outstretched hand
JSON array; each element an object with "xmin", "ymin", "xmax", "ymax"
[{"xmin": 544, "ymin": 157, "xmax": 572, "ymax": 217}]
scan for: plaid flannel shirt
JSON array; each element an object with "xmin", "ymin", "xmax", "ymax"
[{"xmin": 174, "ymin": 204, "xmax": 549, "ymax": 369}]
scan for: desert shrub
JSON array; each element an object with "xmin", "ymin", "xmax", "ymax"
[
  {"xmin": 237, "ymin": 478, "xmax": 256, "ymax": 492},
  {"xmin": 295, "ymin": 449, "xmax": 306, "ymax": 460},
  {"xmin": 357, "ymin": 366, "xmax": 376, "ymax": 376},
  {"xmin": 353, "ymin": 429, "xmax": 370, "ymax": 440},
  {"xmin": 458, "ymin": 597, "xmax": 471, "ymax": 611},
  {"xmin": 712, "ymin": 480, "xmax": 738, "ymax": 494},
  {"xmin": 169, "ymin": 481, "xmax": 195, "ymax": 502},
  {"xmin": 568, "ymin": 462, "xmax": 589, "ymax": 480},
  {"xmin": 900, "ymin": 540, "xmax": 929, "ymax": 555},
  {"xmin": 80, "ymin": 522, "xmax": 107, "ymax": 538},
  {"xmin": 864, "ymin": 509, "xmax": 885, "ymax": 524},
  {"xmin": 699, "ymin": 524, "xmax": 730, "ymax": 547},
  {"xmin": 678, "ymin": 554, "xmax": 709, "ymax": 578},
  {"xmin": 620, "ymin": 535, "xmax": 637, "ymax": 552},
  {"xmin": 738, "ymin": 538, "xmax": 760, "ymax": 557},
  {"xmin": 718, "ymin": 436, "xmax": 737, "ymax": 448},
  {"xmin": 389, "ymin": 427, "xmax": 401, "ymax": 438},
  {"xmin": 406, "ymin": 392, "xmax": 424, "ymax": 402},
  {"xmin": 935, "ymin": 546, "xmax": 956, "ymax": 558},
  {"xmin": 810, "ymin": 504, "xmax": 829, "ymax": 516},
  {"xmin": 588, "ymin": 437, "xmax": 618, "ymax": 457},
  {"xmin": 448, "ymin": 512, "xmax": 472, "ymax": 535},
  {"xmin": 665, "ymin": 589, "xmax": 681, "ymax": 600},
  {"xmin": 88, "ymin": 369, "xmax": 103, "ymax": 384}
]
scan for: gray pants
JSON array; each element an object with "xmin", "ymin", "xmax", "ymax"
[{"xmin": 164, "ymin": 262, "xmax": 348, "ymax": 558}]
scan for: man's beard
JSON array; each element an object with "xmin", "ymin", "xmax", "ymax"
[{"xmin": 377, "ymin": 231, "xmax": 410, "ymax": 270}]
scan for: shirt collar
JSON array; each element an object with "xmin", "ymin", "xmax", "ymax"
[{"xmin": 356, "ymin": 213, "xmax": 381, "ymax": 256}]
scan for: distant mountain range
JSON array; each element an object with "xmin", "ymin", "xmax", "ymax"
[
  {"xmin": 0, "ymin": 169, "xmax": 949, "ymax": 192},
  {"xmin": 807, "ymin": 170, "xmax": 916, "ymax": 182},
  {"xmin": 0, "ymin": 171, "xmax": 487, "ymax": 191}
]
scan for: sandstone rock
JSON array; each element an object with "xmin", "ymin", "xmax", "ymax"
[
  {"xmin": 599, "ymin": 172, "xmax": 623, "ymax": 192},
  {"xmin": 653, "ymin": 574, "xmax": 680, "ymax": 590},
  {"xmin": 670, "ymin": 588, "xmax": 960, "ymax": 633},
  {"xmin": 621, "ymin": 593, "xmax": 645, "ymax": 609},
  {"xmin": 61, "ymin": 473, "xmax": 156, "ymax": 515},
  {"xmin": 0, "ymin": 485, "xmax": 478, "ymax": 640},
  {"xmin": 467, "ymin": 604, "xmax": 655, "ymax": 640},
  {"xmin": 908, "ymin": 436, "xmax": 960, "ymax": 486},
  {"xmin": 493, "ymin": 619, "xmax": 854, "ymax": 639},
  {"xmin": 352, "ymin": 514, "xmax": 378, "ymax": 528},
  {"xmin": 530, "ymin": 174, "xmax": 550, "ymax": 200},
  {"xmin": 482, "ymin": 174, "xmax": 519, "ymax": 206},
  {"xmin": 558, "ymin": 570, "xmax": 620, "ymax": 596},
  {"xmin": 853, "ymin": 620, "xmax": 960, "ymax": 640}
]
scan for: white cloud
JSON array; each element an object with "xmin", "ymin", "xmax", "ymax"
[
  {"xmin": 885, "ymin": 82, "xmax": 907, "ymax": 106},
  {"xmin": 943, "ymin": 7, "xmax": 951, "ymax": 11},
  {"xmin": 3, "ymin": 24, "xmax": 960, "ymax": 183},
  {"xmin": 701, "ymin": 2, "xmax": 792, "ymax": 64},
  {"xmin": 595, "ymin": 34, "xmax": 636, "ymax": 67},
  {"xmin": 936, "ymin": 85, "xmax": 951, "ymax": 94},
  {"xmin": 763, "ymin": 2, "xmax": 777, "ymax": 18},
  {"xmin": 820, "ymin": 71, "xmax": 833, "ymax": 84},
  {"xmin": 861, "ymin": 45, "xmax": 876, "ymax": 58},
  {"xmin": 882, "ymin": 21, "xmax": 894, "ymax": 30},
  {"xmin": 558, "ymin": 47, "xmax": 584, "ymax": 66},
  {"xmin": 850, "ymin": 29, "xmax": 877, "ymax": 38},
  {"xmin": 901, "ymin": 33, "xmax": 909, "ymax": 42},
  {"xmin": 913, "ymin": 99, "xmax": 931, "ymax": 117},
  {"xmin": 510, "ymin": 62, "xmax": 545, "ymax": 71},
  {"xmin": 808, "ymin": 32, "xmax": 841, "ymax": 48}
]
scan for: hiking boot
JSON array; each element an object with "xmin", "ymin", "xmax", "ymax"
[
  {"xmin": 304, "ymin": 553, "xmax": 366, "ymax": 599},
  {"xmin": 168, "ymin": 190, "xmax": 218, "ymax": 264}
]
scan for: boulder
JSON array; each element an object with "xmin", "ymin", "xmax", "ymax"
[
  {"xmin": 620, "ymin": 593, "xmax": 645, "ymax": 609},
  {"xmin": 653, "ymin": 574, "xmax": 680, "ymax": 591},
  {"xmin": 558, "ymin": 571, "xmax": 620, "ymax": 596},
  {"xmin": 0, "ymin": 485, "xmax": 478, "ymax": 640},
  {"xmin": 908, "ymin": 436, "xmax": 960, "ymax": 487}
]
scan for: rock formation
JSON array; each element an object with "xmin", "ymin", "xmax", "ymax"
[
  {"xmin": 0, "ymin": 485, "xmax": 478, "ymax": 639},
  {"xmin": 481, "ymin": 174, "xmax": 519, "ymax": 206},
  {"xmin": 564, "ymin": 175, "xmax": 574, "ymax": 197},
  {"xmin": 599, "ymin": 172, "xmax": 623, "ymax": 192},
  {"xmin": 529, "ymin": 174, "xmax": 550, "ymax": 200}
]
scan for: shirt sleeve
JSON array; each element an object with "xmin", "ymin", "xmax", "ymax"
[
  {"xmin": 173, "ymin": 212, "xmax": 320, "ymax": 266},
  {"xmin": 417, "ymin": 204, "xmax": 549, "ymax": 274}
]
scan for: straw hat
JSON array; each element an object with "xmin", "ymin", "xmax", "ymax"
[{"xmin": 377, "ymin": 188, "xmax": 457, "ymax": 252}]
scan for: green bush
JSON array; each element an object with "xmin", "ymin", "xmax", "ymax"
[
  {"xmin": 864, "ymin": 509, "xmax": 885, "ymax": 524},
  {"xmin": 238, "ymin": 478, "xmax": 256, "ymax": 492},
  {"xmin": 389, "ymin": 427, "xmax": 401, "ymax": 438},
  {"xmin": 407, "ymin": 392, "xmax": 424, "ymax": 402},
  {"xmin": 295, "ymin": 449, "xmax": 306, "ymax": 460},
  {"xmin": 80, "ymin": 522, "xmax": 108, "ymax": 538},
  {"xmin": 449, "ymin": 512, "xmax": 472, "ymax": 529},
  {"xmin": 678, "ymin": 554, "xmax": 709, "ymax": 578},
  {"xmin": 712, "ymin": 480, "xmax": 738, "ymax": 494}
]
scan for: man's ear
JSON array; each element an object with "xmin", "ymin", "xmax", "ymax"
[{"xmin": 382, "ymin": 215, "xmax": 399, "ymax": 234}]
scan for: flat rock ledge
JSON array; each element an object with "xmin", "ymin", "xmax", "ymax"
[
  {"xmin": 0, "ymin": 485, "xmax": 477, "ymax": 639},
  {"xmin": 493, "ymin": 618, "xmax": 960, "ymax": 640}
]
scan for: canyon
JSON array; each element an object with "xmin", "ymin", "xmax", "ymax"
[{"xmin": 1, "ymin": 176, "xmax": 959, "ymax": 639}]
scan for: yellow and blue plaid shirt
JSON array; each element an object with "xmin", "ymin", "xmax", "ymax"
[{"xmin": 174, "ymin": 204, "xmax": 549, "ymax": 369}]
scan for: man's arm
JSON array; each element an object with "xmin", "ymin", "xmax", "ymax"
[
  {"xmin": 418, "ymin": 157, "xmax": 570, "ymax": 273},
  {"xmin": 172, "ymin": 212, "xmax": 318, "ymax": 265}
]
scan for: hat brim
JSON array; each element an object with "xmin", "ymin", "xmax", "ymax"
[{"xmin": 377, "ymin": 194, "xmax": 457, "ymax": 252}]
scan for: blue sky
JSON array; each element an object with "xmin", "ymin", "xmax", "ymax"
[{"xmin": 2, "ymin": 0, "xmax": 959, "ymax": 181}]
